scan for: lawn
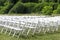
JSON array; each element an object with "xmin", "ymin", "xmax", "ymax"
[
  {"xmin": 0, "ymin": 31, "xmax": 60, "ymax": 40},
  {"xmin": 0, "ymin": 13, "xmax": 60, "ymax": 17}
]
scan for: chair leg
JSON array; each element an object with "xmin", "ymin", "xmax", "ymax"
[
  {"xmin": 4, "ymin": 28, "xmax": 8, "ymax": 34},
  {"xmin": 47, "ymin": 27, "xmax": 49, "ymax": 32},
  {"xmin": 43, "ymin": 28, "xmax": 46, "ymax": 34},
  {"xmin": 9, "ymin": 29, "xmax": 12, "ymax": 36},
  {"xmin": 17, "ymin": 31, "xmax": 21, "ymax": 38},
  {"xmin": 32, "ymin": 28, "xmax": 37, "ymax": 35},
  {"xmin": 37, "ymin": 27, "xmax": 41, "ymax": 33},
  {"xmin": 12, "ymin": 30, "xmax": 16, "ymax": 37},
  {"xmin": 38, "ymin": 29, "xmax": 41, "ymax": 33},
  {"xmin": 1, "ymin": 28, "xmax": 4, "ymax": 33},
  {"xmin": 51, "ymin": 26, "xmax": 54, "ymax": 32},
  {"xmin": 27, "ymin": 29, "xmax": 31, "ymax": 35},
  {"xmin": 56, "ymin": 27, "xmax": 58, "ymax": 31},
  {"xmin": 22, "ymin": 29, "xmax": 25, "ymax": 34}
]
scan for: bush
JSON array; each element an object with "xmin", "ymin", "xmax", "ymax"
[
  {"xmin": 41, "ymin": 6, "xmax": 53, "ymax": 15},
  {"xmin": 0, "ymin": 0, "xmax": 59, "ymax": 15},
  {"xmin": 9, "ymin": 2, "xmax": 25, "ymax": 13},
  {"xmin": 22, "ymin": 0, "xmax": 38, "ymax": 3},
  {"xmin": 0, "ymin": 0, "xmax": 6, "ymax": 6},
  {"xmin": 45, "ymin": 0, "xmax": 50, "ymax": 2},
  {"xmin": 53, "ymin": 3, "xmax": 58, "ymax": 10},
  {"xmin": 24, "ymin": 3, "xmax": 36, "ymax": 13},
  {"xmin": 30, "ymin": 0, "xmax": 38, "ymax": 3},
  {"xmin": 46, "ymin": 0, "xmax": 57, "ymax": 2},
  {"xmin": 38, "ymin": 0, "xmax": 42, "ymax": 3},
  {"xmin": 56, "ymin": 4, "xmax": 60, "ymax": 14},
  {"xmin": 53, "ymin": 5, "xmax": 60, "ymax": 14},
  {"xmin": 9, "ymin": 2, "xmax": 50, "ymax": 14},
  {"xmin": 21, "ymin": 0, "xmax": 30, "ymax": 3},
  {"xmin": 32, "ymin": 2, "xmax": 49, "ymax": 13},
  {"xmin": 53, "ymin": 0, "xmax": 58, "ymax": 3},
  {"xmin": 53, "ymin": 10, "xmax": 57, "ymax": 14},
  {"xmin": 9, "ymin": 2, "xmax": 36, "ymax": 13},
  {"xmin": 32, "ymin": 3, "xmax": 43, "ymax": 13},
  {"xmin": 7, "ymin": 0, "xmax": 18, "ymax": 4},
  {"xmin": 0, "ymin": 2, "xmax": 13, "ymax": 14}
]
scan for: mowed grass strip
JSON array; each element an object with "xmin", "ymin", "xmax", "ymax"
[{"xmin": 0, "ymin": 31, "xmax": 60, "ymax": 40}]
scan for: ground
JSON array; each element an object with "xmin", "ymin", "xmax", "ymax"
[{"xmin": 0, "ymin": 31, "xmax": 60, "ymax": 40}]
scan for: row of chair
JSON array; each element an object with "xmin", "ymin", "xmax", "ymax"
[{"xmin": 0, "ymin": 16, "xmax": 60, "ymax": 38}]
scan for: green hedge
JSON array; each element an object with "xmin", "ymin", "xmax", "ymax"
[
  {"xmin": 0, "ymin": 2, "xmax": 13, "ymax": 14},
  {"xmin": 24, "ymin": 3, "xmax": 36, "ymax": 13},
  {"xmin": 8, "ymin": 2, "xmax": 25, "ymax": 13},
  {"xmin": 53, "ymin": 5, "xmax": 60, "ymax": 14},
  {"xmin": 9, "ymin": 2, "xmax": 50, "ymax": 14},
  {"xmin": 9, "ymin": 2, "xmax": 37, "ymax": 13},
  {"xmin": 21, "ymin": 0, "xmax": 39, "ymax": 3},
  {"xmin": 33, "ymin": 3, "xmax": 47, "ymax": 13},
  {"xmin": 0, "ymin": 0, "xmax": 6, "ymax": 6},
  {"xmin": 41, "ymin": 6, "xmax": 53, "ymax": 15},
  {"xmin": 0, "ymin": 0, "xmax": 60, "ymax": 15},
  {"xmin": 7, "ymin": 0, "xmax": 19, "ymax": 4}
]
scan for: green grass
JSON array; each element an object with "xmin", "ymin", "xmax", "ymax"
[
  {"xmin": 0, "ymin": 13, "xmax": 43, "ymax": 16},
  {"xmin": 0, "ymin": 13, "xmax": 50, "ymax": 16},
  {"xmin": 0, "ymin": 13, "xmax": 60, "ymax": 16},
  {"xmin": 0, "ymin": 32, "xmax": 60, "ymax": 40}
]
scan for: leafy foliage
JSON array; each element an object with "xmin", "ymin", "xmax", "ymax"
[
  {"xmin": 9, "ymin": 2, "xmax": 24, "ymax": 13},
  {"xmin": 22, "ymin": 0, "xmax": 39, "ymax": 3},
  {"xmin": 53, "ymin": 5, "xmax": 60, "ymax": 14},
  {"xmin": 41, "ymin": 6, "xmax": 53, "ymax": 15},
  {"xmin": 0, "ymin": 0, "xmax": 60, "ymax": 15},
  {"xmin": 0, "ymin": 1, "xmax": 13, "ymax": 14}
]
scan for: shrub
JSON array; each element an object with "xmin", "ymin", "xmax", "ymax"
[
  {"xmin": 56, "ymin": 4, "xmax": 60, "ymax": 14},
  {"xmin": 0, "ymin": 0, "xmax": 6, "ymax": 6},
  {"xmin": 9, "ymin": 2, "xmax": 50, "ymax": 14},
  {"xmin": 32, "ymin": 2, "xmax": 49, "ymax": 13},
  {"xmin": 24, "ymin": 3, "xmax": 36, "ymax": 13},
  {"xmin": 9, "ymin": 2, "xmax": 36, "ymax": 13},
  {"xmin": 53, "ymin": 5, "xmax": 60, "ymax": 14},
  {"xmin": 8, "ymin": 2, "xmax": 25, "ymax": 13},
  {"xmin": 0, "ymin": 2, "xmax": 13, "ymax": 14},
  {"xmin": 53, "ymin": 3, "xmax": 58, "ymax": 10},
  {"xmin": 53, "ymin": 10, "xmax": 57, "ymax": 14},
  {"xmin": 21, "ymin": 0, "xmax": 30, "ymax": 3},
  {"xmin": 32, "ymin": 3, "xmax": 43, "ymax": 13},
  {"xmin": 30, "ymin": 0, "xmax": 38, "ymax": 3},
  {"xmin": 45, "ymin": 0, "xmax": 50, "ymax": 2},
  {"xmin": 7, "ymin": 0, "xmax": 19, "ymax": 4},
  {"xmin": 22, "ymin": 0, "xmax": 38, "ymax": 3},
  {"xmin": 41, "ymin": 6, "xmax": 53, "ymax": 15},
  {"xmin": 38, "ymin": 0, "xmax": 42, "ymax": 3}
]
